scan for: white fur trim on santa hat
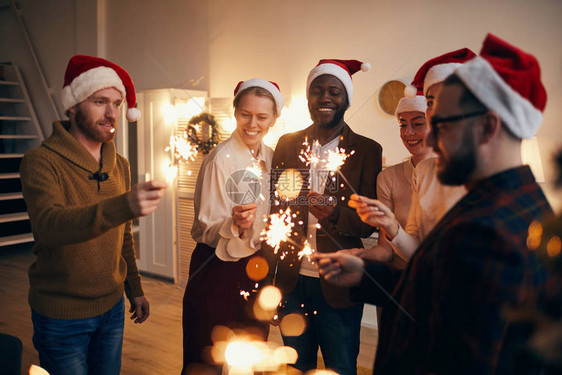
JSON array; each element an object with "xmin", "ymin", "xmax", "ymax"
[
  {"xmin": 61, "ymin": 66, "xmax": 126, "ymax": 114},
  {"xmin": 404, "ymin": 85, "xmax": 418, "ymax": 99},
  {"xmin": 127, "ymin": 107, "xmax": 141, "ymax": 122},
  {"xmin": 307, "ymin": 64, "xmax": 353, "ymax": 107},
  {"xmin": 395, "ymin": 96, "xmax": 427, "ymax": 118},
  {"xmin": 455, "ymin": 56, "xmax": 543, "ymax": 139},
  {"xmin": 424, "ymin": 63, "xmax": 462, "ymax": 96},
  {"xmin": 236, "ymin": 78, "xmax": 284, "ymax": 117}
]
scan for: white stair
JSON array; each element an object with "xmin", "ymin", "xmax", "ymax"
[{"xmin": 0, "ymin": 63, "xmax": 44, "ymax": 247}]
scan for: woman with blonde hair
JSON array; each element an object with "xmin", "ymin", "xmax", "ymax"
[{"xmin": 182, "ymin": 79, "xmax": 284, "ymax": 374}]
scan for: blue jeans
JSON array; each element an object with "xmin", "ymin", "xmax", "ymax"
[
  {"xmin": 278, "ymin": 275, "xmax": 363, "ymax": 375},
  {"xmin": 31, "ymin": 297, "xmax": 125, "ymax": 375}
]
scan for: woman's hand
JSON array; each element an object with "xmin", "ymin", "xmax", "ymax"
[
  {"xmin": 348, "ymin": 194, "xmax": 399, "ymax": 239},
  {"xmin": 232, "ymin": 202, "xmax": 257, "ymax": 237}
]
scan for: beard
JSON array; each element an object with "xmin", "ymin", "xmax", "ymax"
[
  {"xmin": 318, "ymin": 105, "xmax": 347, "ymax": 129},
  {"xmin": 74, "ymin": 108, "xmax": 116, "ymax": 143},
  {"xmin": 437, "ymin": 127, "xmax": 477, "ymax": 186}
]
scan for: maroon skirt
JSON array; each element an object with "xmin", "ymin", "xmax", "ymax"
[{"xmin": 181, "ymin": 243, "xmax": 269, "ymax": 374}]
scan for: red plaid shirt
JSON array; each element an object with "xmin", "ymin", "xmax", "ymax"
[{"xmin": 356, "ymin": 166, "xmax": 553, "ymax": 374}]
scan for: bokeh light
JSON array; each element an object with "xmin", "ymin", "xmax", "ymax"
[
  {"xmin": 274, "ymin": 346, "xmax": 298, "ymax": 365},
  {"xmin": 246, "ymin": 256, "xmax": 269, "ymax": 281},
  {"xmin": 29, "ymin": 365, "xmax": 49, "ymax": 375},
  {"xmin": 546, "ymin": 236, "xmax": 561, "ymax": 257},
  {"xmin": 279, "ymin": 313, "xmax": 306, "ymax": 337},
  {"xmin": 527, "ymin": 220, "xmax": 543, "ymax": 250},
  {"xmin": 258, "ymin": 286, "xmax": 282, "ymax": 310},
  {"xmin": 225, "ymin": 340, "xmax": 265, "ymax": 368},
  {"xmin": 275, "ymin": 168, "xmax": 303, "ymax": 201}
]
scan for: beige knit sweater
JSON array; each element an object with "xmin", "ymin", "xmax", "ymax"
[{"xmin": 20, "ymin": 121, "xmax": 143, "ymax": 320}]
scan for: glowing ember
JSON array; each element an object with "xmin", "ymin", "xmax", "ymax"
[
  {"xmin": 240, "ymin": 290, "xmax": 250, "ymax": 300},
  {"xmin": 261, "ymin": 208, "xmax": 294, "ymax": 254},
  {"xmin": 297, "ymin": 240, "xmax": 314, "ymax": 261}
]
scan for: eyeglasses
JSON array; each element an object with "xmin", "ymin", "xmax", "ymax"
[{"xmin": 429, "ymin": 110, "xmax": 487, "ymax": 137}]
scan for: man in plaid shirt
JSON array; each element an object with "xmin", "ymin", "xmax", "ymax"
[{"xmin": 315, "ymin": 34, "xmax": 553, "ymax": 374}]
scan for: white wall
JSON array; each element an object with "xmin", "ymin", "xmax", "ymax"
[
  {"xmin": 105, "ymin": 0, "xmax": 209, "ymax": 93},
  {"xmin": 202, "ymin": 0, "xmax": 562, "ymax": 207},
  {"xmin": 1, "ymin": 0, "xmax": 560, "ymax": 205}
]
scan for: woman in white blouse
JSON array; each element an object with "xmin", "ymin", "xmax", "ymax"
[{"xmin": 182, "ymin": 79, "xmax": 284, "ymax": 374}]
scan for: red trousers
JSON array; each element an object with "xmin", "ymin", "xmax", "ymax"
[{"xmin": 181, "ymin": 243, "xmax": 269, "ymax": 374}]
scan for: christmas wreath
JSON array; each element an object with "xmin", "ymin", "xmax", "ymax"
[{"xmin": 186, "ymin": 112, "xmax": 219, "ymax": 154}]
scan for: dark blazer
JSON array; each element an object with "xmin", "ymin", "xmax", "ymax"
[
  {"xmin": 355, "ymin": 166, "xmax": 553, "ymax": 374},
  {"xmin": 267, "ymin": 123, "xmax": 382, "ymax": 308}
]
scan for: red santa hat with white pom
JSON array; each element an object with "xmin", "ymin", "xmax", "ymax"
[
  {"xmin": 234, "ymin": 78, "xmax": 284, "ymax": 117},
  {"xmin": 404, "ymin": 48, "xmax": 477, "ymax": 99},
  {"xmin": 454, "ymin": 33, "xmax": 547, "ymax": 139},
  {"xmin": 61, "ymin": 55, "xmax": 141, "ymax": 122},
  {"xmin": 307, "ymin": 59, "xmax": 371, "ymax": 107},
  {"xmin": 395, "ymin": 95, "xmax": 427, "ymax": 119}
]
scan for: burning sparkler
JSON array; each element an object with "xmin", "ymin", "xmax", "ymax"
[
  {"xmin": 297, "ymin": 239, "xmax": 314, "ymax": 261},
  {"xmin": 166, "ymin": 133, "xmax": 198, "ymax": 163},
  {"xmin": 261, "ymin": 208, "xmax": 294, "ymax": 254},
  {"xmin": 298, "ymin": 136, "xmax": 321, "ymax": 166},
  {"xmin": 299, "ymin": 137, "xmax": 323, "ymax": 191},
  {"xmin": 325, "ymin": 147, "xmax": 357, "ymax": 195}
]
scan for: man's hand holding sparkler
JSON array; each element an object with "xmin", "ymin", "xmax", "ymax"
[
  {"xmin": 307, "ymin": 191, "xmax": 337, "ymax": 220},
  {"xmin": 340, "ymin": 246, "xmax": 393, "ymax": 262},
  {"xmin": 348, "ymin": 194, "xmax": 400, "ymax": 239},
  {"xmin": 232, "ymin": 202, "xmax": 257, "ymax": 238},
  {"xmin": 313, "ymin": 251, "xmax": 365, "ymax": 287}
]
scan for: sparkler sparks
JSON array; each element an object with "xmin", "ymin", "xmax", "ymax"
[
  {"xmin": 240, "ymin": 290, "xmax": 250, "ymax": 300},
  {"xmin": 166, "ymin": 133, "xmax": 198, "ymax": 163},
  {"xmin": 297, "ymin": 240, "xmax": 314, "ymax": 261},
  {"xmin": 261, "ymin": 208, "xmax": 294, "ymax": 254},
  {"xmin": 325, "ymin": 147, "xmax": 357, "ymax": 195},
  {"xmin": 325, "ymin": 147, "xmax": 354, "ymax": 172},
  {"xmin": 246, "ymin": 158, "xmax": 264, "ymax": 179},
  {"xmin": 298, "ymin": 136, "xmax": 321, "ymax": 166}
]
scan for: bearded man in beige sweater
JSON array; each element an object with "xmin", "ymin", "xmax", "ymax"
[{"xmin": 20, "ymin": 55, "xmax": 166, "ymax": 375}]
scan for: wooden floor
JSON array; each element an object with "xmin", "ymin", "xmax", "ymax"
[{"xmin": 0, "ymin": 244, "xmax": 377, "ymax": 375}]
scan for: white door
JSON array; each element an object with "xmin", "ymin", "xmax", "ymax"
[{"xmin": 134, "ymin": 89, "xmax": 207, "ymax": 281}]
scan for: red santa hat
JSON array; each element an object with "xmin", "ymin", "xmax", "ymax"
[
  {"xmin": 405, "ymin": 48, "xmax": 477, "ymax": 98},
  {"xmin": 454, "ymin": 34, "xmax": 546, "ymax": 139},
  {"xmin": 61, "ymin": 55, "xmax": 140, "ymax": 122},
  {"xmin": 306, "ymin": 59, "xmax": 371, "ymax": 107},
  {"xmin": 395, "ymin": 95, "xmax": 427, "ymax": 119},
  {"xmin": 234, "ymin": 78, "xmax": 284, "ymax": 117}
]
